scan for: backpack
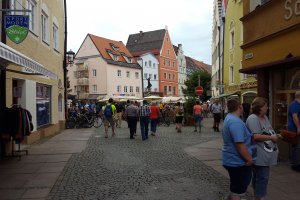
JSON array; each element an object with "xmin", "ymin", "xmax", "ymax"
[
  {"xmin": 104, "ymin": 104, "xmax": 113, "ymax": 118},
  {"xmin": 178, "ymin": 106, "xmax": 184, "ymax": 115}
]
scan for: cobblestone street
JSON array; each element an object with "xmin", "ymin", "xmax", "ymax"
[{"xmin": 47, "ymin": 119, "xmax": 228, "ymax": 200}]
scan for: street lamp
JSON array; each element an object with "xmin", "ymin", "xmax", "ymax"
[{"xmin": 66, "ymin": 49, "xmax": 75, "ymax": 65}]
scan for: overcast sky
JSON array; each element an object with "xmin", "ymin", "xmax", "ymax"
[{"xmin": 67, "ymin": 0, "xmax": 213, "ymax": 65}]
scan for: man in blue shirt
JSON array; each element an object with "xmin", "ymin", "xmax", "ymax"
[
  {"xmin": 288, "ymin": 91, "xmax": 300, "ymax": 171},
  {"xmin": 222, "ymin": 99, "xmax": 253, "ymax": 200}
]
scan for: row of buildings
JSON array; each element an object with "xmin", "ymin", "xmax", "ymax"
[
  {"xmin": 212, "ymin": 0, "xmax": 300, "ymax": 157},
  {"xmin": 67, "ymin": 28, "xmax": 211, "ymax": 101}
]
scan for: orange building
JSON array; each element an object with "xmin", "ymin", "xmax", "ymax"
[{"xmin": 127, "ymin": 27, "xmax": 178, "ymax": 96}]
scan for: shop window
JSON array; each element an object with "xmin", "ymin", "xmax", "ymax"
[{"xmin": 36, "ymin": 84, "xmax": 51, "ymax": 127}]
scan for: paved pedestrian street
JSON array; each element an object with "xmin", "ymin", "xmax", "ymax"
[{"xmin": 47, "ymin": 120, "xmax": 228, "ymax": 200}]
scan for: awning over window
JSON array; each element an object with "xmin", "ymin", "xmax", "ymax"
[
  {"xmin": 88, "ymin": 94, "xmax": 102, "ymax": 100},
  {"xmin": 212, "ymin": 92, "xmax": 238, "ymax": 99},
  {"xmin": 0, "ymin": 42, "xmax": 58, "ymax": 80}
]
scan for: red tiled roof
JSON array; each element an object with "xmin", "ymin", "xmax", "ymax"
[
  {"xmin": 190, "ymin": 57, "xmax": 212, "ymax": 74},
  {"xmin": 89, "ymin": 34, "xmax": 137, "ymax": 64}
]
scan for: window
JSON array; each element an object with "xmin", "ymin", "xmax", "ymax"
[
  {"xmin": 135, "ymin": 72, "xmax": 139, "ymax": 79},
  {"xmin": 53, "ymin": 24, "xmax": 59, "ymax": 50},
  {"xmin": 164, "ymin": 86, "xmax": 167, "ymax": 95},
  {"xmin": 92, "ymin": 69, "xmax": 97, "ymax": 77},
  {"xmin": 41, "ymin": 12, "xmax": 48, "ymax": 43},
  {"xmin": 173, "ymin": 74, "xmax": 175, "ymax": 80},
  {"xmin": 230, "ymin": 31, "xmax": 235, "ymax": 49},
  {"xmin": 144, "ymin": 73, "xmax": 147, "ymax": 79},
  {"xmin": 117, "ymin": 85, "xmax": 121, "ymax": 92},
  {"xmin": 154, "ymin": 74, "xmax": 157, "ymax": 80},
  {"xmin": 149, "ymin": 60, "xmax": 151, "ymax": 67},
  {"xmin": 126, "ymin": 71, "xmax": 130, "ymax": 78},
  {"xmin": 167, "ymin": 49, "xmax": 170, "ymax": 55},
  {"xmin": 168, "ymin": 74, "xmax": 171, "ymax": 79},
  {"xmin": 124, "ymin": 86, "xmax": 128, "ymax": 92},
  {"xmin": 113, "ymin": 55, "xmax": 118, "ymax": 61},
  {"xmin": 173, "ymin": 87, "xmax": 176, "ymax": 95},
  {"xmin": 136, "ymin": 87, "xmax": 140, "ymax": 93},
  {"xmin": 168, "ymin": 60, "xmax": 170, "ymax": 66},
  {"xmin": 149, "ymin": 74, "xmax": 152, "ymax": 79},
  {"xmin": 169, "ymin": 86, "xmax": 172, "ymax": 92},
  {"xmin": 117, "ymin": 70, "xmax": 121, "ymax": 77},
  {"xmin": 164, "ymin": 73, "xmax": 167, "ymax": 79},
  {"xmin": 164, "ymin": 59, "xmax": 166, "ymax": 65},
  {"xmin": 153, "ymin": 63, "xmax": 156, "ymax": 68},
  {"xmin": 36, "ymin": 84, "xmax": 51, "ymax": 127},
  {"xmin": 229, "ymin": 66, "xmax": 234, "ymax": 83},
  {"xmin": 145, "ymin": 61, "xmax": 147, "ymax": 67},
  {"xmin": 130, "ymin": 86, "xmax": 133, "ymax": 93},
  {"xmin": 27, "ymin": 0, "xmax": 36, "ymax": 32},
  {"xmin": 172, "ymin": 61, "xmax": 175, "ymax": 68},
  {"xmin": 93, "ymin": 85, "xmax": 97, "ymax": 92}
]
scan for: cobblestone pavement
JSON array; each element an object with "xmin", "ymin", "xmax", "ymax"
[{"xmin": 47, "ymin": 120, "xmax": 229, "ymax": 200}]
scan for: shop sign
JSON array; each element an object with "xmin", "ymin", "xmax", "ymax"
[
  {"xmin": 284, "ymin": 0, "xmax": 300, "ymax": 20},
  {"xmin": 4, "ymin": 15, "xmax": 29, "ymax": 44}
]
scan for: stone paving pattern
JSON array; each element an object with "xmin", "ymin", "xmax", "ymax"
[{"xmin": 47, "ymin": 122, "xmax": 228, "ymax": 200}]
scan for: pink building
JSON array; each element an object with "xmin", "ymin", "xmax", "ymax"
[{"xmin": 68, "ymin": 34, "xmax": 143, "ymax": 100}]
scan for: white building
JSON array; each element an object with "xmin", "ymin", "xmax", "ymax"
[
  {"xmin": 68, "ymin": 34, "xmax": 143, "ymax": 100},
  {"xmin": 136, "ymin": 53, "xmax": 159, "ymax": 93},
  {"xmin": 173, "ymin": 44, "xmax": 187, "ymax": 97}
]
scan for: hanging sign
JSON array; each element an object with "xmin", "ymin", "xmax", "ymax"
[{"xmin": 4, "ymin": 15, "xmax": 29, "ymax": 44}]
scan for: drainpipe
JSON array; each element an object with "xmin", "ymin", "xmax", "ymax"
[{"xmin": 63, "ymin": 0, "xmax": 68, "ymax": 119}]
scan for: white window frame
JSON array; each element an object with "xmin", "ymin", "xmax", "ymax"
[
  {"xmin": 92, "ymin": 69, "xmax": 97, "ymax": 77},
  {"xmin": 53, "ymin": 24, "xmax": 59, "ymax": 50},
  {"xmin": 93, "ymin": 85, "xmax": 97, "ymax": 92},
  {"xmin": 130, "ymin": 86, "xmax": 133, "ymax": 93},
  {"xmin": 135, "ymin": 72, "xmax": 139, "ymax": 79},
  {"xmin": 117, "ymin": 70, "xmax": 121, "ymax": 77},
  {"xmin": 27, "ymin": 0, "xmax": 37, "ymax": 33},
  {"xmin": 124, "ymin": 86, "xmax": 128, "ymax": 93},
  {"xmin": 41, "ymin": 11, "xmax": 49, "ymax": 43},
  {"xmin": 117, "ymin": 85, "xmax": 121, "ymax": 92},
  {"xmin": 126, "ymin": 71, "xmax": 130, "ymax": 78},
  {"xmin": 136, "ymin": 87, "xmax": 140, "ymax": 93}
]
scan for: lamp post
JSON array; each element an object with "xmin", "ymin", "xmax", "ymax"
[{"xmin": 64, "ymin": 49, "xmax": 75, "ymax": 119}]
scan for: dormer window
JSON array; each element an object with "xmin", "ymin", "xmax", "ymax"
[
  {"xmin": 110, "ymin": 43, "xmax": 119, "ymax": 52},
  {"xmin": 113, "ymin": 55, "xmax": 118, "ymax": 61},
  {"xmin": 107, "ymin": 49, "xmax": 119, "ymax": 61},
  {"xmin": 121, "ymin": 52, "xmax": 132, "ymax": 63}
]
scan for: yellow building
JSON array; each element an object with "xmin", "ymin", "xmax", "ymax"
[
  {"xmin": 223, "ymin": 0, "xmax": 257, "ymax": 103},
  {"xmin": 0, "ymin": 0, "xmax": 66, "ymax": 146}
]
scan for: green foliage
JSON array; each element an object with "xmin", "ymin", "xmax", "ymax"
[
  {"xmin": 182, "ymin": 70, "xmax": 211, "ymax": 116},
  {"xmin": 183, "ymin": 70, "xmax": 211, "ymax": 102}
]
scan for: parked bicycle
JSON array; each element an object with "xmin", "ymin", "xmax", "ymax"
[{"xmin": 66, "ymin": 112, "xmax": 102, "ymax": 129}]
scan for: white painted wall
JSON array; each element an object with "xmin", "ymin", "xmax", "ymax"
[
  {"xmin": 176, "ymin": 44, "xmax": 187, "ymax": 97},
  {"xmin": 23, "ymin": 80, "xmax": 37, "ymax": 131},
  {"xmin": 137, "ymin": 53, "xmax": 159, "ymax": 93}
]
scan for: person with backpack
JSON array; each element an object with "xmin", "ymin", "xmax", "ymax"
[
  {"xmin": 175, "ymin": 102, "xmax": 184, "ymax": 133},
  {"xmin": 102, "ymin": 98, "xmax": 116, "ymax": 138}
]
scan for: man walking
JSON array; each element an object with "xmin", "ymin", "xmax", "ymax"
[
  {"xmin": 102, "ymin": 98, "xmax": 116, "ymax": 138},
  {"xmin": 115, "ymin": 102, "xmax": 124, "ymax": 128},
  {"xmin": 139, "ymin": 100, "xmax": 151, "ymax": 140},
  {"xmin": 288, "ymin": 91, "xmax": 300, "ymax": 171},
  {"xmin": 124, "ymin": 101, "xmax": 139, "ymax": 139},
  {"xmin": 211, "ymin": 99, "xmax": 222, "ymax": 132}
]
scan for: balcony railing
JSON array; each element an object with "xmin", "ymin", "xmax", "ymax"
[{"xmin": 77, "ymin": 78, "xmax": 89, "ymax": 85}]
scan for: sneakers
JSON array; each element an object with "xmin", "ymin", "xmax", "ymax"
[{"xmin": 151, "ymin": 133, "xmax": 156, "ymax": 136}]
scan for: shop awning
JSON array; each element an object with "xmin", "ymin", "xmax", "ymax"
[
  {"xmin": 88, "ymin": 94, "xmax": 102, "ymax": 100},
  {"xmin": 0, "ymin": 42, "xmax": 58, "ymax": 80},
  {"xmin": 212, "ymin": 92, "xmax": 237, "ymax": 99}
]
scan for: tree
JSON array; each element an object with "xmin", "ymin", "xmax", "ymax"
[
  {"xmin": 182, "ymin": 70, "xmax": 211, "ymax": 101},
  {"xmin": 182, "ymin": 70, "xmax": 211, "ymax": 117}
]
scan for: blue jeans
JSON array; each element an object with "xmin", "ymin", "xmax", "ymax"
[
  {"xmin": 291, "ymin": 144, "xmax": 299, "ymax": 166},
  {"xmin": 150, "ymin": 119, "xmax": 158, "ymax": 133},
  {"xmin": 140, "ymin": 116, "xmax": 149, "ymax": 140},
  {"xmin": 252, "ymin": 165, "xmax": 270, "ymax": 198},
  {"xmin": 194, "ymin": 115, "xmax": 202, "ymax": 129}
]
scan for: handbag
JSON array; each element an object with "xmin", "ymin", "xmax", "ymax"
[{"xmin": 280, "ymin": 129, "xmax": 298, "ymax": 145}]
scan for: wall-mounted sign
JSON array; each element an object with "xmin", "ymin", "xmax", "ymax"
[{"xmin": 4, "ymin": 15, "xmax": 29, "ymax": 44}]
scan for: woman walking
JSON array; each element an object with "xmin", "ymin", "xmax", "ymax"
[
  {"xmin": 246, "ymin": 97, "xmax": 278, "ymax": 200},
  {"xmin": 175, "ymin": 102, "xmax": 184, "ymax": 133},
  {"xmin": 149, "ymin": 102, "xmax": 160, "ymax": 136}
]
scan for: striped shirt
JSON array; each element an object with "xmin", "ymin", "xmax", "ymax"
[{"xmin": 139, "ymin": 105, "xmax": 151, "ymax": 117}]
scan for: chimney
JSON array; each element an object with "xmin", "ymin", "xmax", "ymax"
[{"xmin": 139, "ymin": 31, "xmax": 143, "ymax": 36}]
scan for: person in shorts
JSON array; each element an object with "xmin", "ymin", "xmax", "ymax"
[
  {"xmin": 222, "ymin": 99, "xmax": 254, "ymax": 200},
  {"xmin": 211, "ymin": 99, "xmax": 222, "ymax": 132},
  {"xmin": 102, "ymin": 98, "xmax": 116, "ymax": 138}
]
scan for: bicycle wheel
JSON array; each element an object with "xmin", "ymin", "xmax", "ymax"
[
  {"xmin": 65, "ymin": 117, "xmax": 76, "ymax": 129},
  {"xmin": 93, "ymin": 116, "xmax": 103, "ymax": 128}
]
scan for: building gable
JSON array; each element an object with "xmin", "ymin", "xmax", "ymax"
[{"xmin": 76, "ymin": 35, "xmax": 101, "ymax": 58}]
